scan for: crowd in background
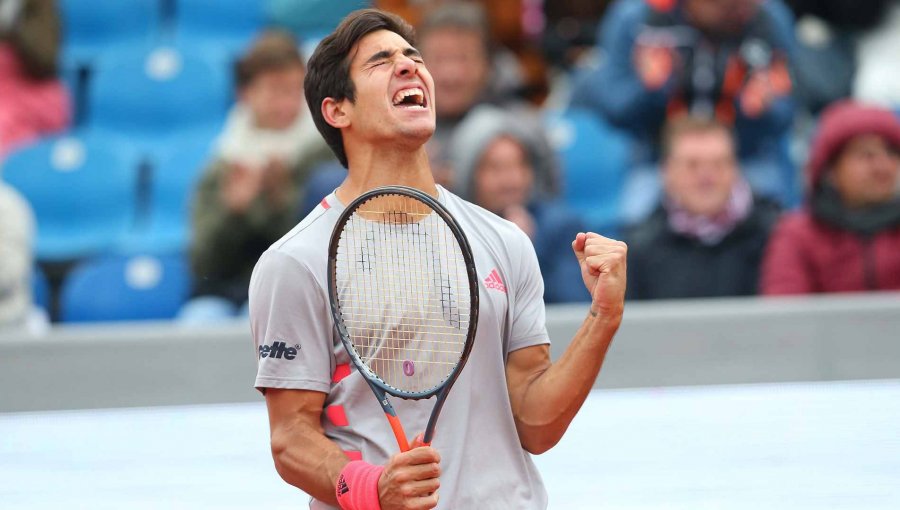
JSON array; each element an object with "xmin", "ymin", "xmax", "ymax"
[{"xmin": 1, "ymin": 0, "xmax": 899, "ymax": 330}]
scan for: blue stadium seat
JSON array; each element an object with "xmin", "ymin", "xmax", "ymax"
[
  {"xmin": 267, "ymin": 0, "xmax": 369, "ymax": 35},
  {"xmin": 119, "ymin": 135, "xmax": 215, "ymax": 255},
  {"xmin": 60, "ymin": 0, "xmax": 161, "ymax": 67},
  {"xmin": 545, "ymin": 109, "xmax": 631, "ymax": 236},
  {"xmin": 173, "ymin": 0, "xmax": 266, "ymax": 61},
  {"xmin": 1, "ymin": 135, "xmax": 140, "ymax": 261},
  {"xmin": 87, "ymin": 46, "xmax": 231, "ymax": 151},
  {"xmin": 60, "ymin": 254, "xmax": 191, "ymax": 323}
]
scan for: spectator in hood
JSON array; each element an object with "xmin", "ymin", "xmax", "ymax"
[
  {"xmin": 0, "ymin": 0, "xmax": 69, "ymax": 159},
  {"xmin": 762, "ymin": 101, "xmax": 900, "ymax": 295},
  {"xmin": 571, "ymin": 0, "xmax": 796, "ymax": 221},
  {"xmin": 181, "ymin": 31, "xmax": 333, "ymax": 322},
  {"xmin": 449, "ymin": 106, "xmax": 587, "ymax": 303},
  {"xmin": 626, "ymin": 116, "xmax": 780, "ymax": 300}
]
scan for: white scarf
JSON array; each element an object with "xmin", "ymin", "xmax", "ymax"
[{"xmin": 215, "ymin": 104, "xmax": 318, "ymax": 169}]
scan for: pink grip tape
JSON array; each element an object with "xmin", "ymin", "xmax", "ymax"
[{"xmin": 336, "ymin": 460, "xmax": 384, "ymax": 510}]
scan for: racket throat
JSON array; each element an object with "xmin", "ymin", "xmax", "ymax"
[
  {"xmin": 385, "ymin": 413, "xmax": 411, "ymax": 452},
  {"xmin": 422, "ymin": 391, "xmax": 450, "ymax": 445}
]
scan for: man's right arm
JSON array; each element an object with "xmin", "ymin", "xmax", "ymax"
[
  {"xmin": 265, "ymin": 388, "xmax": 351, "ymax": 505},
  {"xmin": 265, "ymin": 388, "xmax": 442, "ymax": 509}
]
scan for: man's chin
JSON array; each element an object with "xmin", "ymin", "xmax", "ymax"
[{"xmin": 398, "ymin": 124, "xmax": 436, "ymax": 144}]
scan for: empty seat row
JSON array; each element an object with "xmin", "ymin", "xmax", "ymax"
[
  {"xmin": 34, "ymin": 254, "xmax": 191, "ymax": 323},
  {"xmin": 1, "ymin": 134, "xmax": 211, "ymax": 261},
  {"xmin": 59, "ymin": 0, "xmax": 365, "ymax": 67},
  {"xmin": 87, "ymin": 46, "xmax": 231, "ymax": 147},
  {"xmin": 61, "ymin": 0, "xmax": 267, "ymax": 67}
]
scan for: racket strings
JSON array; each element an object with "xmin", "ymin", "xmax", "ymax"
[{"xmin": 335, "ymin": 193, "xmax": 471, "ymax": 394}]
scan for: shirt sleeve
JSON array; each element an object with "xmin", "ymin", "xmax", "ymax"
[
  {"xmin": 248, "ymin": 249, "xmax": 334, "ymax": 393},
  {"xmin": 508, "ymin": 229, "xmax": 551, "ymax": 353}
]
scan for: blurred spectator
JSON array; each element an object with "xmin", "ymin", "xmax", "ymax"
[
  {"xmin": 571, "ymin": 0, "xmax": 795, "ymax": 219},
  {"xmin": 419, "ymin": 2, "xmax": 556, "ymax": 194},
  {"xmin": 450, "ymin": 106, "xmax": 587, "ymax": 303},
  {"xmin": 419, "ymin": 2, "xmax": 496, "ymax": 144},
  {"xmin": 626, "ymin": 116, "xmax": 780, "ymax": 300},
  {"xmin": 762, "ymin": 101, "xmax": 900, "ymax": 295},
  {"xmin": 0, "ymin": 182, "xmax": 35, "ymax": 330},
  {"xmin": 0, "ymin": 0, "xmax": 69, "ymax": 159},
  {"xmin": 853, "ymin": 2, "xmax": 900, "ymax": 107},
  {"xmin": 181, "ymin": 31, "xmax": 332, "ymax": 322}
]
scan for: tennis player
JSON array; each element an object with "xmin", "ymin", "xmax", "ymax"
[{"xmin": 249, "ymin": 9, "xmax": 626, "ymax": 510}]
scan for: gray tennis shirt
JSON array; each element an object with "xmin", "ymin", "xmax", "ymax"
[{"xmin": 249, "ymin": 185, "xmax": 550, "ymax": 509}]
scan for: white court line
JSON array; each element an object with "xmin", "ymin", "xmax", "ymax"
[{"xmin": 1, "ymin": 380, "xmax": 899, "ymax": 510}]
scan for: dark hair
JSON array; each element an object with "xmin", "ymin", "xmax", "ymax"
[
  {"xmin": 235, "ymin": 30, "xmax": 304, "ymax": 90},
  {"xmin": 660, "ymin": 115, "xmax": 735, "ymax": 161},
  {"xmin": 305, "ymin": 9, "xmax": 417, "ymax": 168}
]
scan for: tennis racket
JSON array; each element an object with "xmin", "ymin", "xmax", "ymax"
[{"xmin": 327, "ymin": 186, "xmax": 479, "ymax": 452}]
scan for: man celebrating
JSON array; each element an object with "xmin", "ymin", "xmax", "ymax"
[{"xmin": 249, "ymin": 9, "xmax": 626, "ymax": 510}]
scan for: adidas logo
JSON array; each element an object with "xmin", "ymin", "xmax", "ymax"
[
  {"xmin": 337, "ymin": 474, "xmax": 349, "ymax": 496},
  {"xmin": 484, "ymin": 268, "xmax": 507, "ymax": 293},
  {"xmin": 259, "ymin": 341, "xmax": 299, "ymax": 360}
]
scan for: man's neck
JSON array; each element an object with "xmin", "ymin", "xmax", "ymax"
[{"xmin": 337, "ymin": 146, "xmax": 437, "ymax": 205}]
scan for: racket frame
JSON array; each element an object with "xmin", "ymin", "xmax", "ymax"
[{"xmin": 327, "ymin": 185, "xmax": 479, "ymax": 450}]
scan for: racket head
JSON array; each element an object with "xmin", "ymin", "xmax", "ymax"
[{"xmin": 327, "ymin": 186, "xmax": 479, "ymax": 401}]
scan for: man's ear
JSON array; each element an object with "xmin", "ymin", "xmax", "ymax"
[{"xmin": 322, "ymin": 97, "xmax": 351, "ymax": 129}]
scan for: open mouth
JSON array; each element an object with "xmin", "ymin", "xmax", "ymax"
[{"xmin": 392, "ymin": 87, "xmax": 427, "ymax": 109}]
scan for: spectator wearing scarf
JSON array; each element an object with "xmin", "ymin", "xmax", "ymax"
[{"xmin": 626, "ymin": 116, "xmax": 780, "ymax": 299}]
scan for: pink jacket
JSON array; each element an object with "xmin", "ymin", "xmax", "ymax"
[
  {"xmin": 0, "ymin": 44, "xmax": 70, "ymax": 159},
  {"xmin": 761, "ymin": 213, "xmax": 900, "ymax": 294}
]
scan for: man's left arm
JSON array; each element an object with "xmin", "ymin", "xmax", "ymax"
[{"xmin": 506, "ymin": 232, "xmax": 626, "ymax": 454}]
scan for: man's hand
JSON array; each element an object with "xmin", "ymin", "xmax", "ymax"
[
  {"xmin": 377, "ymin": 435, "xmax": 441, "ymax": 510},
  {"xmin": 634, "ymin": 44, "xmax": 675, "ymax": 90},
  {"xmin": 262, "ymin": 158, "xmax": 291, "ymax": 208},
  {"xmin": 740, "ymin": 61, "xmax": 791, "ymax": 118},
  {"xmin": 222, "ymin": 163, "xmax": 264, "ymax": 213},
  {"xmin": 572, "ymin": 232, "xmax": 627, "ymax": 321}
]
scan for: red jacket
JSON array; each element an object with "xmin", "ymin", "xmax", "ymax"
[{"xmin": 761, "ymin": 212, "xmax": 900, "ymax": 294}]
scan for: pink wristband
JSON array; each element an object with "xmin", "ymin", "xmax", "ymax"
[{"xmin": 336, "ymin": 460, "xmax": 384, "ymax": 510}]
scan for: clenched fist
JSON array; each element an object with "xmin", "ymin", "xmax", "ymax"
[
  {"xmin": 572, "ymin": 232, "xmax": 627, "ymax": 324},
  {"xmin": 378, "ymin": 435, "xmax": 441, "ymax": 510}
]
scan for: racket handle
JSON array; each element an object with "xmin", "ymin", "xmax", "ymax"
[{"xmin": 385, "ymin": 413, "xmax": 411, "ymax": 452}]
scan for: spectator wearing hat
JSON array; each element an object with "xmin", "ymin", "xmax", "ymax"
[
  {"xmin": 761, "ymin": 101, "xmax": 900, "ymax": 295},
  {"xmin": 0, "ymin": 0, "xmax": 70, "ymax": 159},
  {"xmin": 626, "ymin": 116, "xmax": 780, "ymax": 300},
  {"xmin": 181, "ymin": 31, "xmax": 332, "ymax": 322},
  {"xmin": 449, "ymin": 106, "xmax": 587, "ymax": 303}
]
